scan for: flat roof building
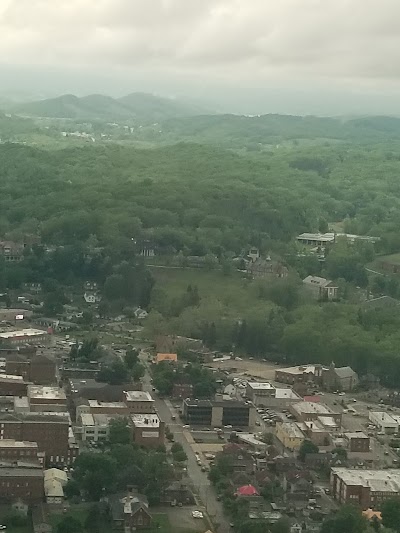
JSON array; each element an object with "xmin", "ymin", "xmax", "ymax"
[
  {"xmin": 331, "ymin": 468, "xmax": 400, "ymax": 508},
  {"xmin": 28, "ymin": 386, "xmax": 67, "ymax": 413},
  {"xmin": 131, "ymin": 414, "xmax": 165, "ymax": 448},
  {"xmin": 124, "ymin": 391, "xmax": 155, "ymax": 413},
  {"xmin": 297, "ymin": 232, "xmax": 335, "ymax": 246},
  {"xmin": 290, "ymin": 401, "xmax": 342, "ymax": 425},
  {"xmin": 369, "ymin": 411, "xmax": 398, "ymax": 434},
  {"xmin": 0, "ymin": 329, "xmax": 48, "ymax": 346}
]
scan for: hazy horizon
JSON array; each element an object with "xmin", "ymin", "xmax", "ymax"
[{"xmin": 2, "ymin": 1, "xmax": 400, "ymax": 116}]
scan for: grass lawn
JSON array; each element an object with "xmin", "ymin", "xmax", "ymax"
[
  {"xmin": 149, "ymin": 266, "xmax": 273, "ymax": 316},
  {"xmin": 3, "ymin": 527, "xmax": 32, "ymax": 533},
  {"xmin": 47, "ymin": 504, "xmax": 90, "ymax": 530}
]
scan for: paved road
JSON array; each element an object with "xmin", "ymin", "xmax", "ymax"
[{"xmin": 141, "ymin": 355, "xmax": 230, "ymax": 533}]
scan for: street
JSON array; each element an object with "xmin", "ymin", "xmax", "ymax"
[{"xmin": 141, "ymin": 354, "xmax": 231, "ymax": 533}]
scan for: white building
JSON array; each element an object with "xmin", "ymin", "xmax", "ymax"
[
  {"xmin": 0, "ymin": 328, "xmax": 48, "ymax": 345},
  {"xmin": 246, "ymin": 381, "xmax": 302, "ymax": 407},
  {"xmin": 369, "ymin": 411, "xmax": 398, "ymax": 434},
  {"xmin": 79, "ymin": 413, "xmax": 113, "ymax": 442}
]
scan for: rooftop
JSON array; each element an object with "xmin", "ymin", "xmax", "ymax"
[
  {"xmin": 292, "ymin": 401, "xmax": 334, "ymax": 416},
  {"xmin": 87, "ymin": 400, "xmax": 127, "ymax": 409},
  {"xmin": 0, "ymin": 467, "xmax": 44, "ymax": 477},
  {"xmin": 156, "ymin": 353, "xmax": 178, "ymax": 363},
  {"xmin": 277, "ymin": 364, "xmax": 322, "ymax": 376},
  {"xmin": 0, "ymin": 439, "xmax": 38, "ymax": 448},
  {"xmin": 0, "ymin": 374, "xmax": 24, "ymax": 383},
  {"xmin": 125, "ymin": 391, "xmax": 154, "ymax": 402},
  {"xmin": 275, "ymin": 388, "xmax": 301, "ymax": 400},
  {"xmin": 297, "ymin": 232, "xmax": 335, "ymax": 242},
  {"xmin": 131, "ymin": 414, "xmax": 161, "ymax": 428},
  {"xmin": 303, "ymin": 275, "xmax": 336, "ymax": 288},
  {"xmin": 370, "ymin": 411, "xmax": 398, "ymax": 424},
  {"xmin": 247, "ymin": 382, "xmax": 275, "ymax": 391},
  {"xmin": 332, "ymin": 468, "xmax": 400, "ymax": 492},
  {"xmin": 345, "ymin": 432, "xmax": 368, "ymax": 439},
  {"xmin": 28, "ymin": 386, "xmax": 66, "ymax": 401},
  {"xmin": 0, "ymin": 329, "xmax": 47, "ymax": 339},
  {"xmin": 278, "ymin": 422, "xmax": 305, "ymax": 439}
]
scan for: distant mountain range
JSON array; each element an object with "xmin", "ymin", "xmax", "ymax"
[{"xmin": 9, "ymin": 92, "xmax": 212, "ymax": 123}]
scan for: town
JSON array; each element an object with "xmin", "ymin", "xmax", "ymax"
[{"xmin": 0, "ymin": 291, "xmax": 399, "ymax": 533}]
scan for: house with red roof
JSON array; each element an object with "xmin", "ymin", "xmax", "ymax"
[{"xmin": 235, "ymin": 484, "xmax": 259, "ymax": 497}]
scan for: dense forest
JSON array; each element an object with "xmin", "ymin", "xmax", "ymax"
[{"xmin": 3, "ymin": 112, "xmax": 400, "ymax": 386}]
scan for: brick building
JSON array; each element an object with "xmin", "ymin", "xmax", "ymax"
[
  {"xmin": 0, "ymin": 413, "xmax": 70, "ymax": 465},
  {"xmin": 131, "ymin": 414, "xmax": 165, "ymax": 448},
  {"xmin": 0, "ymin": 375, "xmax": 28, "ymax": 396},
  {"xmin": 344, "ymin": 432, "xmax": 370, "ymax": 453},
  {"xmin": 331, "ymin": 468, "xmax": 400, "ymax": 508},
  {"xmin": 124, "ymin": 391, "xmax": 155, "ymax": 414},
  {"xmin": 275, "ymin": 365, "xmax": 324, "ymax": 386},
  {"xmin": 0, "ymin": 439, "xmax": 39, "ymax": 464},
  {"xmin": 172, "ymin": 383, "xmax": 193, "ymax": 400},
  {"xmin": 28, "ymin": 386, "xmax": 67, "ymax": 413},
  {"xmin": 0, "ymin": 465, "xmax": 44, "ymax": 503},
  {"xmin": 5, "ymin": 355, "xmax": 56, "ymax": 386},
  {"xmin": 0, "ymin": 329, "xmax": 48, "ymax": 346}
]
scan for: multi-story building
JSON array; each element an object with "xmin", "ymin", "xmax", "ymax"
[
  {"xmin": 0, "ymin": 374, "xmax": 28, "ymax": 396},
  {"xmin": 290, "ymin": 401, "xmax": 342, "ymax": 426},
  {"xmin": 275, "ymin": 365, "xmax": 324, "ymax": 386},
  {"xmin": 344, "ymin": 432, "xmax": 370, "ymax": 453},
  {"xmin": 79, "ymin": 413, "xmax": 112, "ymax": 442},
  {"xmin": 182, "ymin": 399, "xmax": 256, "ymax": 428},
  {"xmin": 76, "ymin": 399, "xmax": 130, "ymax": 419},
  {"xmin": 303, "ymin": 276, "xmax": 338, "ymax": 300},
  {"xmin": 172, "ymin": 383, "xmax": 193, "ymax": 399},
  {"xmin": 276, "ymin": 422, "xmax": 305, "ymax": 451},
  {"xmin": 0, "ymin": 439, "xmax": 39, "ymax": 464},
  {"xmin": 6, "ymin": 354, "xmax": 56, "ymax": 386},
  {"xmin": 0, "ymin": 329, "xmax": 48, "ymax": 346},
  {"xmin": 131, "ymin": 414, "xmax": 165, "ymax": 448},
  {"xmin": 0, "ymin": 413, "xmax": 71, "ymax": 465},
  {"xmin": 28, "ymin": 386, "xmax": 67, "ymax": 413},
  {"xmin": 331, "ymin": 468, "xmax": 400, "ymax": 508},
  {"xmin": 124, "ymin": 391, "xmax": 155, "ymax": 414},
  {"xmin": 0, "ymin": 464, "xmax": 44, "ymax": 503},
  {"xmin": 246, "ymin": 382, "xmax": 302, "ymax": 407}
]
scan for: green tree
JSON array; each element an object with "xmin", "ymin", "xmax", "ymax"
[
  {"xmin": 109, "ymin": 418, "xmax": 131, "ymax": 445},
  {"xmin": 64, "ymin": 479, "xmax": 81, "ymax": 499},
  {"xmin": 84, "ymin": 504, "xmax": 101, "ymax": 533},
  {"xmin": 382, "ymin": 498, "xmax": 400, "ymax": 532},
  {"xmin": 125, "ymin": 348, "xmax": 139, "ymax": 369},
  {"xmin": 320, "ymin": 505, "xmax": 367, "ymax": 533},
  {"xmin": 298, "ymin": 439, "xmax": 319, "ymax": 461},
  {"xmin": 271, "ymin": 517, "xmax": 291, "ymax": 533},
  {"xmin": 57, "ymin": 516, "xmax": 83, "ymax": 533}
]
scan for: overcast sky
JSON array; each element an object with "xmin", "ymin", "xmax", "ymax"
[{"xmin": 1, "ymin": 0, "xmax": 400, "ymax": 114}]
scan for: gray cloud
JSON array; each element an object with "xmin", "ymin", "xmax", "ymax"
[{"xmin": 1, "ymin": 0, "xmax": 400, "ymax": 86}]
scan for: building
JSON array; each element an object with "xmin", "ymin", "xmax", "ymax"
[
  {"xmin": 322, "ymin": 363, "xmax": 359, "ymax": 392},
  {"xmin": 369, "ymin": 411, "xmax": 398, "ymax": 434},
  {"xmin": 246, "ymin": 258, "xmax": 288, "ymax": 280},
  {"xmin": 0, "ymin": 439, "xmax": 39, "ymax": 463},
  {"xmin": 290, "ymin": 401, "xmax": 342, "ymax": 426},
  {"xmin": 276, "ymin": 422, "xmax": 305, "ymax": 451},
  {"xmin": 297, "ymin": 420, "xmax": 332, "ymax": 446},
  {"xmin": 0, "ymin": 241, "xmax": 25, "ymax": 262},
  {"xmin": 377, "ymin": 255, "xmax": 400, "ymax": 275},
  {"xmin": 78, "ymin": 413, "xmax": 114, "ymax": 442},
  {"xmin": 0, "ymin": 375, "xmax": 28, "ymax": 396},
  {"xmin": 182, "ymin": 399, "xmax": 256, "ymax": 428},
  {"xmin": 124, "ymin": 391, "xmax": 155, "ymax": 414},
  {"xmin": 0, "ymin": 413, "xmax": 70, "ymax": 465},
  {"xmin": 344, "ymin": 432, "xmax": 370, "ymax": 453},
  {"xmin": 303, "ymin": 276, "xmax": 338, "ymax": 300},
  {"xmin": 155, "ymin": 353, "xmax": 178, "ymax": 364},
  {"xmin": 331, "ymin": 468, "xmax": 400, "ymax": 508},
  {"xmin": 6, "ymin": 355, "xmax": 56, "ymax": 386},
  {"xmin": 110, "ymin": 492, "xmax": 152, "ymax": 530},
  {"xmin": 172, "ymin": 383, "xmax": 193, "ymax": 399},
  {"xmin": 76, "ymin": 399, "xmax": 129, "ymax": 419},
  {"xmin": 246, "ymin": 382, "xmax": 302, "ymax": 407},
  {"xmin": 0, "ymin": 329, "xmax": 48, "ymax": 346},
  {"xmin": 44, "ymin": 468, "xmax": 67, "ymax": 504},
  {"xmin": 28, "ymin": 386, "xmax": 67, "ymax": 413},
  {"xmin": 275, "ymin": 364, "xmax": 324, "ymax": 386},
  {"xmin": 131, "ymin": 414, "xmax": 165, "ymax": 448},
  {"xmin": 0, "ymin": 464, "xmax": 44, "ymax": 503},
  {"xmin": 297, "ymin": 233, "xmax": 335, "ymax": 247}
]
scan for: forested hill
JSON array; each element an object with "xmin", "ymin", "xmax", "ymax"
[
  {"xmin": 1, "ymin": 141, "xmax": 400, "ymax": 255},
  {"xmin": 9, "ymin": 92, "xmax": 209, "ymax": 123},
  {"xmin": 151, "ymin": 114, "xmax": 400, "ymax": 147}
]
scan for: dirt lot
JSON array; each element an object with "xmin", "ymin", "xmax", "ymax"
[{"xmin": 209, "ymin": 359, "xmax": 280, "ymax": 380}]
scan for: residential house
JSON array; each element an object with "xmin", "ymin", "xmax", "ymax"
[
  {"xmin": 155, "ymin": 353, "xmax": 178, "ymax": 364},
  {"xmin": 303, "ymin": 276, "xmax": 338, "ymax": 300},
  {"xmin": 0, "ymin": 241, "xmax": 25, "ymax": 262},
  {"xmin": 247, "ymin": 257, "xmax": 288, "ymax": 280},
  {"xmin": 276, "ymin": 422, "xmax": 305, "ymax": 451},
  {"xmin": 84, "ymin": 292, "xmax": 101, "ymax": 304},
  {"xmin": 133, "ymin": 308, "xmax": 148, "ymax": 320},
  {"xmin": 110, "ymin": 491, "xmax": 152, "ymax": 530},
  {"xmin": 161, "ymin": 482, "xmax": 195, "ymax": 505}
]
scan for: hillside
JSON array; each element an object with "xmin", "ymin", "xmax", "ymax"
[{"xmin": 10, "ymin": 92, "xmax": 210, "ymax": 123}]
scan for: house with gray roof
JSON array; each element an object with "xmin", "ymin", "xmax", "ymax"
[{"xmin": 322, "ymin": 362, "xmax": 359, "ymax": 392}]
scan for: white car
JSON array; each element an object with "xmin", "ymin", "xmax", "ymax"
[
  {"xmin": 338, "ymin": 392, "xmax": 345, "ymax": 396},
  {"xmin": 192, "ymin": 510, "xmax": 204, "ymax": 519}
]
